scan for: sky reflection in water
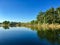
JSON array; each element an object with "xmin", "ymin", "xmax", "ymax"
[{"xmin": 0, "ymin": 27, "xmax": 60, "ymax": 45}]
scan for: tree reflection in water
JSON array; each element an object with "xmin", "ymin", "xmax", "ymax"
[
  {"xmin": 37, "ymin": 29, "xmax": 60, "ymax": 45},
  {"xmin": 27, "ymin": 26, "xmax": 60, "ymax": 45},
  {"xmin": 3, "ymin": 26, "xmax": 9, "ymax": 29},
  {"xmin": 1, "ymin": 26, "xmax": 60, "ymax": 45}
]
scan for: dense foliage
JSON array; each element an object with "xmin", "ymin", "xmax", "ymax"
[
  {"xmin": 1, "ymin": 7, "xmax": 60, "ymax": 25},
  {"xmin": 2, "ymin": 21, "xmax": 21, "ymax": 26},
  {"xmin": 31, "ymin": 7, "xmax": 60, "ymax": 24}
]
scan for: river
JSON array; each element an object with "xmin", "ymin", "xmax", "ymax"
[{"xmin": 0, "ymin": 27, "xmax": 60, "ymax": 45}]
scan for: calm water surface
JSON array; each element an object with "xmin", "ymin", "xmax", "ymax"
[{"xmin": 0, "ymin": 27, "xmax": 60, "ymax": 45}]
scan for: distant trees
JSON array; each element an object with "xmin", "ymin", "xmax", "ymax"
[
  {"xmin": 31, "ymin": 20, "xmax": 38, "ymax": 24},
  {"xmin": 10, "ymin": 22, "xmax": 21, "ymax": 27},
  {"xmin": 2, "ymin": 21, "xmax": 21, "ymax": 27},
  {"xmin": 10, "ymin": 22, "xmax": 18, "ymax": 27},
  {"xmin": 1, "ymin": 7, "xmax": 60, "ymax": 27},
  {"xmin": 18, "ymin": 22, "xmax": 21, "ymax": 26},
  {"xmin": 3, "ymin": 21, "xmax": 10, "ymax": 24},
  {"xmin": 3, "ymin": 21, "xmax": 10, "ymax": 26}
]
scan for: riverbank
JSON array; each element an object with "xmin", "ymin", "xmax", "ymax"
[
  {"xmin": 0, "ymin": 23, "xmax": 60, "ymax": 30},
  {"xmin": 21, "ymin": 23, "xmax": 60, "ymax": 30}
]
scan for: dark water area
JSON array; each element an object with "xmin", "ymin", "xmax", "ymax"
[{"xmin": 0, "ymin": 27, "xmax": 60, "ymax": 45}]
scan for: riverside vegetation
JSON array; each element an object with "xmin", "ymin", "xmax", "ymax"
[{"xmin": 0, "ymin": 7, "xmax": 60, "ymax": 29}]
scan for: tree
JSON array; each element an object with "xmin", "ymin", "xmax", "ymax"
[
  {"xmin": 36, "ymin": 7, "xmax": 60, "ymax": 24},
  {"xmin": 31, "ymin": 20, "xmax": 35, "ymax": 24},
  {"xmin": 10, "ymin": 22, "xmax": 18, "ymax": 27},
  {"xmin": 56, "ymin": 7, "xmax": 60, "ymax": 23},
  {"xmin": 3, "ymin": 21, "xmax": 10, "ymax": 26},
  {"xmin": 37, "ymin": 11, "xmax": 45, "ymax": 24},
  {"xmin": 45, "ymin": 7, "xmax": 55, "ymax": 24},
  {"xmin": 3, "ymin": 21, "xmax": 10, "ymax": 24}
]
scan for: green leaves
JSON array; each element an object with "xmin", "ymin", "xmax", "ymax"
[
  {"xmin": 3, "ymin": 21, "xmax": 10, "ymax": 24},
  {"xmin": 36, "ymin": 7, "xmax": 60, "ymax": 24}
]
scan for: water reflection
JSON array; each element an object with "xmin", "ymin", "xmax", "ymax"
[
  {"xmin": 0, "ymin": 26, "xmax": 60, "ymax": 45},
  {"xmin": 3, "ymin": 26, "xmax": 9, "ymax": 29},
  {"xmin": 37, "ymin": 29, "xmax": 60, "ymax": 45},
  {"xmin": 28, "ymin": 26, "xmax": 60, "ymax": 45}
]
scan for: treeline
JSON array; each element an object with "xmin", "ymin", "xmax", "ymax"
[
  {"xmin": 0, "ymin": 7, "xmax": 60, "ymax": 27},
  {"xmin": 0, "ymin": 21, "xmax": 21, "ymax": 27},
  {"xmin": 31, "ymin": 7, "xmax": 60, "ymax": 24}
]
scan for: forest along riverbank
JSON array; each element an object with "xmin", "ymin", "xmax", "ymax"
[{"xmin": 0, "ymin": 21, "xmax": 60, "ymax": 30}]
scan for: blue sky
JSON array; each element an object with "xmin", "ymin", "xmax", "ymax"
[{"xmin": 0, "ymin": 0, "xmax": 60, "ymax": 22}]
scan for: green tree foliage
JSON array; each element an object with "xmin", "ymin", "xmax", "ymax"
[
  {"xmin": 36, "ymin": 7, "xmax": 60, "ymax": 24},
  {"xmin": 10, "ymin": 22, "xmax": 18, "ymax": 27},
  {"xmin": 31, "ymin": 20, "xmax": 35, "ymax": 24},
  {"xmin": 3, "ymin": 21, "xmax": 10, "ymax": 26},
  {"xmin": 56, "ymin": 7, "xmax": 60, "ymax": 23},
  {"xmin": 37, "ymin": 11, "xmax": 45, "ymax": 23},
  {"xmin": 31, "ymin": 20, "xmax": 38, "ymax": 24},
  {"xmin": 3, "ymin": 21, "xmax": 10, "ymax": 24}
]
